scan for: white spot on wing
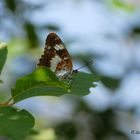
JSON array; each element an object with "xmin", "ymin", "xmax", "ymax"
[
  {"xmin": 48, "ymin": 46, "xmax": 51, "ymax": 50},
  {"xmin": 50, "ymin": 55, "xmax": 62, "ymax": 72},
  {"xmin": 55, "ymin": 55, "xmax": 61, "ymax": 61},
  {"xmin": 54, "ymin": 44, "xmax": 64, "ymax": 51},
  {"xmin": 59, "ymin": 44, "xmax": 64, "ymax": 49},
  {"xmin": 54, "ymin": 46, "xmax": 59, "ymax": 51},
  {"xmin": 64, "ymin": 57, "xmax": 68, "ymax": 60}
]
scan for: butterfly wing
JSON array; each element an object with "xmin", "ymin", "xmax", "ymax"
[{"xmin": 38, "ymin": 33, "xmax": 73, "ymax": 79}]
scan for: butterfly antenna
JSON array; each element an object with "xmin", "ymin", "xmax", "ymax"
[
  {"xmin": 76, "ymin": 59, "xmax": 93, "ymax": 70},
  {"xmin": 69, "ymin": 59, "xmax": 94, "ymax": 89}
]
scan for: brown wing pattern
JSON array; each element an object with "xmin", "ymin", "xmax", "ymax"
[{"xmin": 38, "ymin": 33, "xmax": 73, "ymax": 74}]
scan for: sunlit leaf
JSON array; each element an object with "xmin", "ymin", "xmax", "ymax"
[
  {"xmin": 11, "ymin": 67, "xmax": 98, "ymax": 104},
  {"xmin": 110, "ymin": 0, "xmax": 135, "ymax": 12},
  {"xmin": 0, "ymin": 106, "xmax": 34, "ymax": 140},
  {"xmin": 11, "ymin": 67, "xmax": 69, "ymax": 103}
]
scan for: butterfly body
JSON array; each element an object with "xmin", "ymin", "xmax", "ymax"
[{"xmin": 38, "ymin": 33, "xmax": 73, "ymax": 80}]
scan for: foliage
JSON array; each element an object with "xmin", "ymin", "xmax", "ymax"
[
  {"xmin": 0, "ymin": 0, "xmax": 137, "ymax": 140},
  {"xmin": 109, "ymin": 0, "xmax": 135, "ymax": 12},
  {"xmin": 0, "ymin": 42, "xmax": 8, "ymax": 74},
  {"xmin": 11, "ymin": 67, "xmax": 98, "ymax": 104},
  {"xmin": 0, "ymin": 42, "xmax": 98, "ymax": 139},
  {"xmin": 0, "ymin": 106, "xmax": 34, "ymax": 140},
  {"xmin": 54, "ymin": 99, "xmax": 130, "ymax": 140},
  {"xmin": 0, "ymin": 1, "xmax": 99, "ymax": 138},
  {"xmin": 100, "ymin": 76, "xmax": 120, "ymax": 91}
]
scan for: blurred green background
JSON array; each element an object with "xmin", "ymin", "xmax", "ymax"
[{"xmin": 0, "ymin": 0, "xmax": 140, "ymax": 140}]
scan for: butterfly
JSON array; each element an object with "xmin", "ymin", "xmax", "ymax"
[{"xmin": 37, "ymin": 32, "xmax": 78, "ymax": 83}]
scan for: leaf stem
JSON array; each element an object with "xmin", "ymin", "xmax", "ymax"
[{"xmin": 0, "ymin": 97, "xmax": 14, "ymax": 107}]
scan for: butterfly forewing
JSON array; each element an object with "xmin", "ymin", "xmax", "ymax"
[{"xmin": 38, "ymin": 33, "xmax": 73, "ymax": 79}]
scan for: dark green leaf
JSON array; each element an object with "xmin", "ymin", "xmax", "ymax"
[
  {"xmin": 24, "ymin": 22, "xmax": 39, "ymax": 48},
  {"xmin": 55, "ymin": 122, "xmax": 77, "ymax": 140},
  {"xmin": 101, "ymin": 76, "xmax": 120, "ymax": 91},
  {"xmin": 5, "ymin": 0, "xmax": 16, "ymax": 12},
  {"xmin": 129, "ymin": 26, "xmax": 140, "ymax": 39},
  {"xmin": 28, "ymin": 129, "xmax": 39, "ymax": 136},
  {"xmin": 45, "ymin": 24, "xmax": 60, "ymax": 31},
  {"xmin": 11, "ymin": 67, "xmax": 99, "ymax": 104},
  {"xmin": 0, "ymin": 106, "xmax": 34, "ymax": 140},
  {"xmin": 132, "ymin": 27, "xmax": 140, "ymax": 34},
  {"xmin": 70, "ymin": 72, "xmax": 99, "ymax": 96},
  {"xmin": 0, "ymin": 42, "xmax": 8, "ymax": 74}
]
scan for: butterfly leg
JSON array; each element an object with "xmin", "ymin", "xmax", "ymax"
[{"xmin": 67, "ymin": 70, "xmax": 78, "ymax": 88}]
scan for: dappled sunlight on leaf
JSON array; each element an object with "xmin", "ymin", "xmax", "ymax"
[{"xmin": 11, "ymin": 67, "xmax": 98, "ymax": 104}]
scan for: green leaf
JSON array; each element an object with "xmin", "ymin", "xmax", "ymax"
[
  {"xmin": 0, "ymin": 42, "xmax": 8, "ymax": 74},
  {"xmin": 5, "ymin": 0, "xmax": 16, "ymax": 12},
  {"xmin": 11, "ymin": 67, "xmax": 69, "ymax": 103},
  {"xmin": 101, "ymin": 76, "xmax": 120, "ymax": 91},
  {"xmin": 24, "ymin": 22, "xmax": 39, "ymax": 48},
  {"xmin": 55, "ymin": 122, "xmax": 77, "ymax": 139},
  {"xmin": 45, "ymin": 24, "xmax": 60, "ymax": 31},
  {"xmin": 111, "ymin": 0, "xmax": 135, "ymax": 12},
  {"xmin": 0, "ymin": 106, "xmax": 34, "ymax": 140},
  {"xmin": 11, "ymin": 67, "xmax": 99, "ymax": 104},
  {"xmin": 70, "ymin": 72, "xmax": 99, "ymax": 96}
]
